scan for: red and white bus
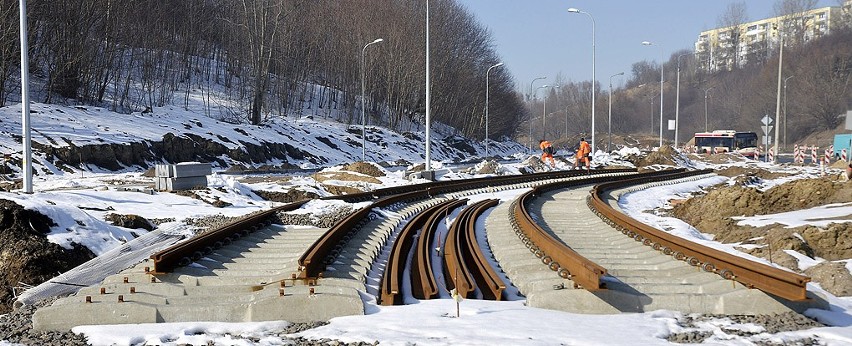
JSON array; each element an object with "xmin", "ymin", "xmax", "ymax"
[{"xmin": 693, "ymin": 130, "xmax": 759, "ymax": 158}]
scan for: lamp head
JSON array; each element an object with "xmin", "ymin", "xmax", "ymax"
[
  {"xmin": 372, "ymin": 38, "xmax": 384, "ymax": 44},
  {"xmin": 568, "ymin": 8, "xmax": 580, "ymax": 13},
  {"xmin": 642, "ymin": 41, "xmax": 653, "ymax": 46},
  {"xmin": 493, "ymin": 62, "xmax": 504, "ymax": 68},
  {"xmin": 616, "ymin": 72, "xmax": 624, "ymax": 76}
]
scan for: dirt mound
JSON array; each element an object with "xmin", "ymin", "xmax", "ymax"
[
  {"xmin": 342, "ymin": 162, "xmax": 386, "ymax": 177},
  {"xmin": 253, "ymin": 189, "xmax": 320, "ymax": 203},
  {"xmin": 805, "ymin": 261, "xmax": 852, "ymax": 297},
  {"xmin": 638, "ymin": 145, "xmax": 679, "ymax": 166},
  {"xmin": 714, "ymin": 166, "xmax": 790, "ymax": 181},
  {"xmin": 312, "ymin": 171, "xmax": 381, "ymax": 185},
  {"xmin": 673, "ymin": 177, "xmax": 851, "ymax": 225},
  {"xmin": 474, "ymin": 160, "xmax": 500, "ymax": 175},
  {"xmin": 105, "ymin": 213, "xmax": 155, "ymax": 232},
  {"xmin": 0, "ymin": 199, "xmax": 95, "ymax": 313},
  {"xmin": 671, "ymin": 176, "xmax": 852, "ymax": 294}
]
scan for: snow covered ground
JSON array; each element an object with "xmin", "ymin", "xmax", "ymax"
[{"xmin": 1, "ymin": 102, "xmax": 851, "ymax": 345}]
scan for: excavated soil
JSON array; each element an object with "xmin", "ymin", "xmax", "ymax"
[
  {"xmin": 671, "ymin": 174, "xmax": 852, "ymax": 296},
  {"xmin": 0, "ymin": 199, "xmax": 95, "ymax": 314},
  {"xmin": 342, "ymin": 162, "xmax": 386, "ymax": 177}
]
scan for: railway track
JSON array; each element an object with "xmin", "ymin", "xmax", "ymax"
[{"xmin": 31, "ymin": 168, "xmax": 825, "ymax": 331}]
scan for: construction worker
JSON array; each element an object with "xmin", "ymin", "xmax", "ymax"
[
  {"xmin": 539, "ymin": 139, "xmax": 556, "ymax": 168},
  {"xmin": 575, "ymin": 137, "xmax": 591, "ymax": 171}
]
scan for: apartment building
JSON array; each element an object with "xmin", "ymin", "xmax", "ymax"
[{"xmin": 695, "ymin": 0, "xmax": 851, "ymax": 72}]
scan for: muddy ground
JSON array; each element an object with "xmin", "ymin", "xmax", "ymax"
[{"xmin": 670, "ymin": 168, "xmax": 852, "ymax": 296}]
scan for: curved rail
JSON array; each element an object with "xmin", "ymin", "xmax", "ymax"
[
  {"xmin": 410, "ymin": 199, "xmax": 468, "ymax": 300},
  {"xmin": 299, "ymin": 169, "xmax": 637, "ymax": 279},
  {"xmin": 587, "ymin": 169, "xmax": 811, "ymax": 301},
  {"xmin": 298, "ymin": 190, "xmax": 429, "ymax": 278},
  {"xmin": 379, "ymin": 199, "xmax": 467, "ymax": 305},
  {"xmin": 443, "ymin": 199, "xmax": 504, "ymax": 300},
  {"xmin": 150, "ymin": 200, "xmax": 308, "ymax": 273},
  {"xmin": 510, "ymin": 169, "xmax": 687, "ymax": 290}
]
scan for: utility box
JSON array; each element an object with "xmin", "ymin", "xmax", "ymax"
[
  {"xmin": 834, "ymin": 134, "xmax": 852, "ymax": 160},
  {"xmin": 154, "ymin": 162, "xmax": 210, "ymax": 191}
]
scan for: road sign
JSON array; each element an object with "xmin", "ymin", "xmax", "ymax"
[
  {"xmin": 846, "ymin": 110, "xmax": 851, "ymax": 130},
  {"xmin": 667, "ymin": 120, "xmax": 675, "ymax": 130},
  {"xmin": 762, "ymin": 115, "xmax": 773, "ymax": 126},
  {"xmin": 761, "ymin": 125, "xmax": 773, "ymax": 134}
]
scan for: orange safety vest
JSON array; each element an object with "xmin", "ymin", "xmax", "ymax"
[{"xmin": 578, "ymin": 140, "xmax": 590, "ymax": 157}]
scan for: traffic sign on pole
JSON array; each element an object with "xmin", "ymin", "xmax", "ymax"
[{"xmin": 761, "ymin": 115, "xmax": 773, "ymax": 126}]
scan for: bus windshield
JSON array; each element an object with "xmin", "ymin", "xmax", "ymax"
[{"xmin": 734, "ymin": 133, "xmax": 757, "ymax": 149}]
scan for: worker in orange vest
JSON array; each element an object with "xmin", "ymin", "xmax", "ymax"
[
  {"xmin": 539, "ymin": 139, "xmax": 556, "ymax": 168},
  {"xmin": 575, "ymin": 137, "xmax": 591, "ymax": 171}
]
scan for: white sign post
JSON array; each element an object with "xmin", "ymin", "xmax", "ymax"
[{"xmin": 761, "ymin": 115, "xmax": 773, "ymax": 162}]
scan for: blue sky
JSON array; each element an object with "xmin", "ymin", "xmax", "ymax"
[{"xmin": 457, "ymin": 0, "xmax": 837, "ymax": 93}]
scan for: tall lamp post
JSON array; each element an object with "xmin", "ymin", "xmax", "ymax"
[
  {"xmin": 19, "ymin": 0, "xmax": 32, "ymax": 193},
  {"xmin": 568, "ymin": 8, "xmax": 596, "ymax": 154},
  {"xmin": 703, "ymin": 87, "xmax": 714, "ymax": 132},
  {"xmin": 485, "ymin": 62, "xmax": 504, "ymax": 158},
  {"xmin": 543, "ymin": 85, "xmax": 559, "ymax": 140},
  {"xmin": 772, "ymin": 27, "xmax": 785, "ymax": 164},
  {"xmin": 674, "ymin": 53, "xmax": 690, "ymax": 149},
  {"xmin": 425, "ymin": 0, "xmax": 431, "ymax": 172},
  {"xmin": 642, "ymin": 41, "xmax": 664, "ymax": 148},
  {"xmin": 528, "ymin": 77, "xmax": 546, "ymax": 153},
  {"xmin": 360, "ymin": 38, "xmax": 383, "ymax": 162},
  {"xmin": 533, "ymin": 84, "xmax": 549, "ymax": 147},
  {"xmin": 608, "ymin": 72, "xmax": 624, "ymax": 152},
  {"xmin": 783, "ymin": 75, "xmax": 794, "ymax": 152}
]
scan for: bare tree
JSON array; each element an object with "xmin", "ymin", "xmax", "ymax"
[
  {"xmin": 716, "ymin": 2, "xmax": 749, "ymax": 70},
  {"xmin": 774, "ymin": 0, "xmax": 818, "ymax": 45}
]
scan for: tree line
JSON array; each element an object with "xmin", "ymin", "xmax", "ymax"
[{"xmin": 0, "ymin": 0, "xmax": 525, "ymax": 142}]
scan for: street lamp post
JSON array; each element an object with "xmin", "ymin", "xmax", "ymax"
[
  {"xmin": 568, "ymin": 8, "xmax": 596, "ymax": 154},
  {"xmin": 783, "ymin": 75, "xmax": 794, "ymax": 152},
  {"xmin": 361, "ymin": 38, "xmax": 384, "ymax": 162},
  {"xmin": 649, "ymin": 97, "xmax": 655, "ymax": 133},
  {"xmin": 425, "ymin": 0, "xmax": 431, "ymax": 172},
  {"xmin": 19, "ymin": 0, "xmax": 32, "ymax": 193},
  {"xmin": 543, "ymin": 85, "xmax": 559, "ymax": 140},
  {"xmin": 528, "ymin": 77, "xmax": 546, "ymax": 153},
  {"xmin": 485, "ymin": 62, "xmax": 504, "ymax": 158},
  {"xmin": 534, "ymin": 84, "xmax": 549, "ymax": 146},
  {"xmin": 772, "ymin": 28, "xmax": 784, "ymax": 164},
  {"xmin": 642, "ymin": 41, "xmax": 664, "ymax": 148},
  {"xmin": 608, "ymin": 72, "xmax": 624, "ymax": 152},
  {"xmin": 703, "ymin": 87, "xmax": 714, "ymax": 132},
  {"xmin": 675, "ymin": 53, "xmax": 690, "ymax": 149}
]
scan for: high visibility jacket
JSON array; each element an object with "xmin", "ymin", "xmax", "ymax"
[
  {"xmin": 578, "ymin": 140, "xmax": 590, "ymax": 157},
  {"xmin": 539, "ymin": 141, "xmax": 552, "ymax": 151}
]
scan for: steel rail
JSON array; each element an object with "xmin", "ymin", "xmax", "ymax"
[
  {"xmin": 587, "ymin": 169, "xmax": 811, "ymax": 301},
  {"xmin": 150, "ymin": 169, "xmax": 637, "ymax": 276},
  {"xmin": 298, "ymin": 190, "xmax": 429, "ymax": 279},
  {"xmin": 510, "ymin": 169, "xmax": 686, "ymax": 290},
  {"xmin": 461, "ymin": 199, "xmax": 504, "ymax": 300},
  {"xmin": 379, "ymin": 199, "xmax": 466, "ymax": 305},
  {"xmin": 411, "ymin": 199, "xmax": 468, "ymax": 300},
  {"xmin": 442, "ymin": 199, "xmax": 504, "ymax": 300},
  {"xmin": 299, "ymin": 169, "xmax": 636, "ymax": 280},
  {"xmin": 149, "ymin": 200, "xmax": 308, "ymax": 273}
]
